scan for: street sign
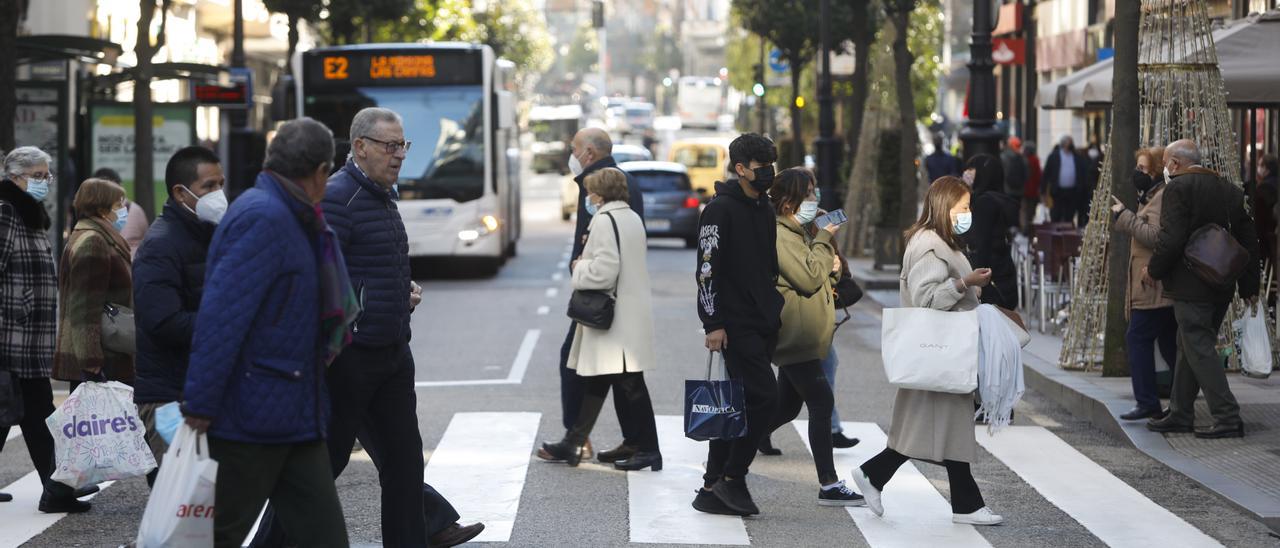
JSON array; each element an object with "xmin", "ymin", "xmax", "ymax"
[
  {"xmin": 768, "ymin": 49, "xmax": 788, "ymax": 73},
  {"xmin": 229, "ymin": 67, "xmax": 254, "ymax": 107},
  {"xmin": 193, "ymin": 82, "xmax": 249, "ymax": 106}
]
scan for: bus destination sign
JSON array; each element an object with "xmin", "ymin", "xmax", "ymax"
[{"xmin": 306, "ymin": 49, "xmax": 482, "ymax": 87}]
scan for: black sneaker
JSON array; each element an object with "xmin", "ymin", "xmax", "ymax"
[
  {"xmin": 691, "ymin": 489, "xmax": 748, "ymax": 516},
  {"xmin": 832, "ymin": 432, "xmax": 860, "ymax": 449},
  {"xmin": 817, "ymin": 480, "xmax": 867, "ymax": 507},
  {"xmin": 712, "ymin": 477, "xmax": 760, "ymax": 515}
]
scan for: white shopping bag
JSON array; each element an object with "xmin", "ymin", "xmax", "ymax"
[
  {"xmin": 46, "ymin": 381, "xmax": 156, "ymax": 489},
  {"xmin": 136, "ymin": 425, "xmax": 218, "ymax": 548},
  {"xmin": 881, "ymin": 307, "xmax": 980, "ymax": 393},
  {"xmin": 1239, "ymin": 303, "xmax": 1272, "ymax": 379}
]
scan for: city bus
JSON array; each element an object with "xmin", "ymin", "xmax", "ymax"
[
  {"xmin": 676, "ymin": 76, "xmax": 723, "ymax": 129},
  {"xmin": 294, "ymin": 43, "xmax": 521, "ymax": 272}
]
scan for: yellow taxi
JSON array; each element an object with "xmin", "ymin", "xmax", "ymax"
[{"xmin": 668, "ymin": 138, "xmax": 730, "ymax": 201}]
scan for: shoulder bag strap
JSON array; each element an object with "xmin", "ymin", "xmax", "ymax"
[{"xmin": 604, "ymin": 212, "xmax": 621, "ymax": 293}]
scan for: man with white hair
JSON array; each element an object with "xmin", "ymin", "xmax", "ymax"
[{"xmin": 1146, "ymin": 138, "xmax": 1259, "ymax": 439}]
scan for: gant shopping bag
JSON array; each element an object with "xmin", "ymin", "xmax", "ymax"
[
  {"xmin": 136, "ymin": 424, "xmax": 217, "ymax": 548},
  {"xmin": 881, "ymin": 307, "xmax": 980, "ymax": 393},
  {"xmin": 46, "ymin": 381, "xmax": 156, "ymax": 489},
  {"xmin": 684, "ymin": 352, "xmax": 747, "ymax": 441}
]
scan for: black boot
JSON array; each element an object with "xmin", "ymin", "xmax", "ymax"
[
  {"xmin": 614, "ymin": 450, "xmax": 663, "ymax": 471},
  {"xmin": 539, "ymin": 393, "xmax": 606, "ymax": 467},
  {"xmin": 757, "ymin": 435, "xmax": 782, "ymax": 456},
  {"xmin": 597, "ymin": 443, "xmax": 639, "ymax": 464}
]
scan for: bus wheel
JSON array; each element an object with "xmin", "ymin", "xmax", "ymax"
[{"xmin": 506, "ymin": 241, "xmax": 518, "ymax": 258}]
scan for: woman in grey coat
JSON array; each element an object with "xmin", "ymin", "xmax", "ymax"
[{"xmin": 850, "ymin": 176, "xmax": 1005, "ymax": 526}]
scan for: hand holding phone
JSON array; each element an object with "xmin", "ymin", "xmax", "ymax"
[{"xmin": 815, "ymin": 209, "xmax": 848, "ymax": 232}]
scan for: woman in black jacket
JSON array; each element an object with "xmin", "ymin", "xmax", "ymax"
[{"xmin": 962, "ymin": 154, "xmax": 1020, "ymax": 310}]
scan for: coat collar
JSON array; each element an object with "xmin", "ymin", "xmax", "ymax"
[
  {"xmin": 0, "ymin": 178, "xmax": 50, "ymax": 230},
  {"xmin": 1171, "ymin": 165, "xmax": 1218, "ymax": 179},
  {"xmin": 776, "ymin": 215, "xmax": 808, "ymax": 237},
  {"xmin": 597, "ymin": 201, "xmax": 629, "ymax": 215},
  {"xmin": 162, "ymin": 198, "xmax": 215, "ymax": 244},
  {"xmin": 574, "ymin": 156, "xmax": 619, "ymax": 184},
  {"xmin": 342, "ymin": 159, "xmax": 394, "ymax": 202},
  {"xmin": 74, "ymin": 216, "xmax": 132, "ymax": 261}
]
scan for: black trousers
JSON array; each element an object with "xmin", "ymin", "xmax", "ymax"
[
  {"xmin": 0, "ymin": 377, "xmax": 68, "ymax": 496},
  {"xmin": 703, "ymin": 329, "xmax": 778, "ymax": 486},
  {"xmin": 1050, "ymin": 186, "xmax": 1087, "ymax": 226},
  {"xmin": 1169, "ymin": 300, "xmax": 1241, "ymax": 426},
  {"xmin": 768, "ymin": 360, "xmax": 837, "ymax": 485},
  {"xmin": 254, "ymin": 342, "xmax": 429, "ymax": 547},
  {"xmin": 560, "ymin": 321, "xmax": 636, "ymax": 442},
  {"xmin": 210, "ymin": 439, "xmax": 348, "ymax": 548},
  {"xmin": 577, "ymin": 372, "xmax": 660, "ymax": 451},
  {"xmin": 860, "ymin": 448, "xmax": 985, "ymax": 514},
  {"xmin": 1126, "ymin": 307, "xmax": 1178, "ymax": 411}
]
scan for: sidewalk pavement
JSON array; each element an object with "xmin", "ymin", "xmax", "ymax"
[{"xmin": 863, "ymin": 285, "xmax": 1280, "ymax": 533}]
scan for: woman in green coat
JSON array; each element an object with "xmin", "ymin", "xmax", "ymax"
[{"xmin": 764, "ymin": 168, "xmax": 865, "ymax": 507}]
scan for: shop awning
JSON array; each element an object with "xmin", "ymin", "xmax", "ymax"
[{"xmin": 1038, "ymin": 10, "xmax": 1280, "ymax": 109}]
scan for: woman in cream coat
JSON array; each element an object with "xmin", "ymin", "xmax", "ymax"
[
  {"xmin": 851, "ymin": 176, "xmax": 1005, "ymax": 526},
  {"xmin": 539, "ymin": 167, "xmax": 662, "ymax": 471}
]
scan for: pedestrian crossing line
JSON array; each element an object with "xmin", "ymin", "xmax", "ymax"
[
  {"xmin": 5, "ymin": 428, "xmax": 19, "ymax": 442},
  {"xmin": 423, "ymin": 412, "xmax": 541, "ymax": 543},
  {"xmin": 792, "ymin": 421, "xmax": 993, "ymax": 548},
  {"xmin": 627, "ymin": 416, "xmax": 750, "ymax": 545},
  {"xmin": 975, "ymin": 425, "xmax": 1223, "ymax": 548},
  {"xmin": 0, "ymin": 472, "xmax": 113, "ymax": 548}
]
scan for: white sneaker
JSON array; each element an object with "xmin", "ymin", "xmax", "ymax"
[
  {"xmin": 953, "ymin": 506, "xmax": 1004, "ymax": 526},
  {"xmin": 850, "ymin": 469, "xmax": 883, "ymax": 517}
]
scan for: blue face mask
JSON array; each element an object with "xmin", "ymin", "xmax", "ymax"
[
  {"xmin": 584, "ymin": 195, "xmax": 600, "ymax": 216},
  {"xmin": 24, "ymin": 178, "xmax": 50, "ymax": 202},
  {"xmin": 953, "ymin": 211, "xmax": 973, "ymax": 235},
  {"xmin": 113, "ymin": 206, "xmax": 129, "ymax": 231}
]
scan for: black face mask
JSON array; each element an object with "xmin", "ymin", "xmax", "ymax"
[
  {"xmin": 1132, "ymin": 169, "xmax": 1155, "ymax": 194},
  {"xmin": 748, "ymin": 165, "xmax": 775, "ymax": 193}
]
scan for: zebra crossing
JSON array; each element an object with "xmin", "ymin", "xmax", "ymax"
[{"xmin": 0, "ymin": 412, "xmax": 1230, "ymax": 547}]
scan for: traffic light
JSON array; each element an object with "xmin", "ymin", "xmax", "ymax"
[
  {"xmin": 795, "ymin": 96, "xmax": 806, "ymax": 109},
  {"xmin": 752, "ymin": 63, "xmax": 764, "ymax": 97},
  {"xmin": 592, "ymin": 1, "xmax": 604, "ymax": 28}
]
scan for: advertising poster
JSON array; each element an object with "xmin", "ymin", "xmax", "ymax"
[{"xmin": 89, "ymin": 104, "xmax": 195, "ymax": 213}]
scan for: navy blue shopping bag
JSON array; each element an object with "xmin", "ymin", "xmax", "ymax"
[{"xmin": 684, "ymin": 352, "xmax": 748, "ymax": 441}]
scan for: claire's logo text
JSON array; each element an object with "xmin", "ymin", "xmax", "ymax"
[
  {"xmin": 177, "ymin": 504, "xmax": 215, "ymax": 519},
  {"xmin": 61, "ymin": 414, "xmax": 140, "ymax": 438}
]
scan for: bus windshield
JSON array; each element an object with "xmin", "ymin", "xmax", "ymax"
[{"xmin": 307, "ymin": 85, "xmax": 486, "ymax": 202}]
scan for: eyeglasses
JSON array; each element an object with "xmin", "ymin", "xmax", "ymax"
[{"xmin": 360, "ymin": 135, "xmax": 412, "ymax": 154}]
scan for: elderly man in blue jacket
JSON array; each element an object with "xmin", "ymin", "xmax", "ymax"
[{"xmin": 182, "ymin": 118, "xmax": 355, "ymax": 548}]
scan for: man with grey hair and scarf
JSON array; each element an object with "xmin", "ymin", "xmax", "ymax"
[{"xmin": 1146, "ymin": 138, "xmax": 1259, "ymax": 439}]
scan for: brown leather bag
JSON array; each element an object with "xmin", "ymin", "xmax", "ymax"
[{"xmin": 1184, "ymin": 223, "xmax": 1249, "ymax": 289}]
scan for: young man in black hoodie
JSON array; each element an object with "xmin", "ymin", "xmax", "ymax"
[{"xmin": 693, "ymin": 133, "xmax": 783, "ymax": 516}]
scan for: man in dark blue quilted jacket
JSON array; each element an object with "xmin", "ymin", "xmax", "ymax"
[{"xmin": 182, "ymin": 118, "xmax": 350, "ymax": 547}]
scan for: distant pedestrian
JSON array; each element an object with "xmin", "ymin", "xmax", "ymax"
[
  {"xmin": 91, "ymin": 167, "xmax": 149, "ymax": 257},
  {"xmin": 181, "ymin": 118, "xmax": 353, "ymax": 547},
  {"xmin": 925, "ymin": 134, "xmax": 962, "ymax": 183},
  {"xmin": 539, "ymin": 167, "xmax": 662, "ymax": 472},
  {"xmin": 0, "ymin": 147, "xmax": 92, "ymax": 513},
  {"xmin": 1042, "ymin": 136, "xmax": 1090, "ymax": 226},
  {"xmin": 962, "ymin": 154, "xmax": 1019, "ymax": 310},
  {"xmin": 1147, "ymin": 139, "xmax": 1259, "ymax": 439},
  {"xmin": 1000, "ymin": 136, "xmax": 1028, "ymax": 199},
  {"xmin": 131, "ymin": 146, "xmax": 225, "ymax": 486},
  {"xmin": 54, "ymin": 178, "xmax": 135, "ymax": 389},
  {"xmin": 1021, "ymin": 141, "xmax": 1043, "ymax": 232},
  {"xmin": 852, "ymin": 175, "xmax": 1004, "ymax": 526},
  {"xmin": 1109, "ymin": 146, "xmax": 1178, "ymax": 422},
  {"xmin": 1249, "ymin": 153, "xmax": 1278, "ymax": 268},
  {"xmin": 764, "ymin": 167, "xmax": 865, "ymax": 507},
  {"xmin": 692, "ymin": 133, "xmax": 782, "ymax": 517}
]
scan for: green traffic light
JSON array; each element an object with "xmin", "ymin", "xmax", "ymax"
[{"xmin": 753, "ymin": 83, "xmax": 765, "ymax": 97}]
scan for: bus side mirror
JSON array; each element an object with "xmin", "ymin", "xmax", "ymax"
[{"xmin": 496, "ymin": 91, "xmax": 515, "ymax": 130}]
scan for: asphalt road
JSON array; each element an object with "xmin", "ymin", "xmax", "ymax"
[{"xmin": 2, "ymin": 139, "xmax": 1277, "ymax": 547}]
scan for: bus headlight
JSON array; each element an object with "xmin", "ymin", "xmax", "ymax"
[
  {"xmin": 481, "ymin": 215, "xmax": 500, "ymax": 232},
  {"xmin": 458, "ymin": 229, "xmax": 481, "ymax": 242},
  {"xmin": 457, "ymin": 215, "xmax": 501, "ymax": 243}
]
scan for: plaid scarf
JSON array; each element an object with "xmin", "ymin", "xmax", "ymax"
[{"xmin": 264, "ymin": 172, "xmax": 361, "ymax": 366}]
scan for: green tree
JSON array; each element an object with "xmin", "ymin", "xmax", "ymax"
[
  {"xmin": 323, "ymin": 0, "xmax": 414, "ymax": 44},
  {"xmin": 469, "ymin": 0, "xmax": 554, "ymax": 88},
  {"xmin": 263, "ymin": 0, "xmax": 322, "ymax": 74},
  {"xmin": 133, "ymin": 0, "xmax": 171, "ymax": 218},
  {"xmin": 565, "ymin": 23, "xmax": 599, "ymax": 77},
  {"xmin": 886, "ymin": 0, "xmax": 918, "ymax": 230}
]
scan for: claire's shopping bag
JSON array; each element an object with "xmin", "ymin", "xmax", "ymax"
[
  {"xmin": 45, "ymin": 381, "xmax": 156, "ymax": 489},
  {"xmin": 1238, "ymin": 302, "xmax": 1273, "ymax": 379},
  {"xmin": 684, "ymin": 351, "xmax": 748, "ymax": 441},
  {"xmin": 136, "ymin": 424, "xmax": 218, "ymax": 548},
  {"xmin": 881, "ymin": 307, "xmax": 980, "ymax": 393}
]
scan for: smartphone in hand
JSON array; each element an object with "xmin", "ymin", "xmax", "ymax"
[{"xmin": 815, "ymin": 209, "xmax": 849, "ymax": 230}]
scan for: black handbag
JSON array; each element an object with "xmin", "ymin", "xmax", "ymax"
[
  {"xmin": 567, "ymin": 212, "xmax": 621, "ymax": 329},
  {"xmin": 0, "ymin": 370, "xmax": 23, "ymax": 427},
  {"xmin": 833, "ymin": 275, "xmax": 864, "ymax": 309}
]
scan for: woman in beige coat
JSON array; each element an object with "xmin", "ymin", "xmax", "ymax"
[
  {"xmin": 851, "ymin": 176, "xmax": 1004, "ymax": 526},
  {"xmin": 1109, "ymin": 146, "xmax": 1177, "ymax": 420},
  {"xmin": 539, "ymin": 167, "xmax": 661, "ymax": 470}
]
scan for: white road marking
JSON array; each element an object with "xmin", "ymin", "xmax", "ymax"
[
  {"xmin": 628, "ymin": 415, "xmax": 749, "ymax": 545},
  {"xmin": 552, "ymin": 272, "xmax": 564, "ymax": 282},
  {"xmin": 975, "ymin": 426, "xmax": 1223, "ymax": 548},
  {"xmin": 793, "ymin": 421, "xmax": 993, "ymax": 548},
  {"xmin": 546, "ymin": 287, "xmax": 559, "ymax": 298},
  {"xmin": 537, "ymin": 305, "xmax": 550, "ymax": 315},
  {"xmin": 415, "ymin": 329, "xmax": 541, "ymax": 388},
  {"xmin": 557, "ymin": 261, "xmax": 569, "ymax": 269},
  {"xmin": 5, "ymin": 429, "xmax": 20, "ymax": 442},
  {"xmin": 424, "ymin": 412, "xmax": 541, "ymax": 543},
  {"xmin": 0, "ymin": 473, "xmax": 113, "ymax": 548}
]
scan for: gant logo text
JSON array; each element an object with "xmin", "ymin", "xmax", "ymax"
[{"xmin": 919, "ymin": 343, "xmax": 949, "ymax": 350}]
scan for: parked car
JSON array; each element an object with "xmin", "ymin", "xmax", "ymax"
[
  {"xmin": 559, "ymin": 145, "xmax": 654, "ymax": 221},
  {"xmin": 618, "ymin": 161, "xmax": 700, "ymax": 247},
  {"xmin": 623, "ymin": 102, "xmax": 655, "ymax": 135},
  {"xmin": 668, "ymin": 138, "xmax": 730, "ymax": 201}
]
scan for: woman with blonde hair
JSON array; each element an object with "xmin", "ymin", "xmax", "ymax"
[{"xmin": 851, "ymin": 176, "xmax": 1004, "ymax": 526}]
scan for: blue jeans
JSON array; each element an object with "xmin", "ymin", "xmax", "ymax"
[
  {"xmin": 1125, "ymin": 307, "xmax": 1178, "ymax": 411},
  {"xmin": 819, "ymin": 345, "xmax": 843, "ymax": 433}
]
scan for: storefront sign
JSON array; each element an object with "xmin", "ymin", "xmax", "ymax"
[
  {"xmin": 89, "ymin": 104, "xmax": 196, "ymax": 213},
  {"xmin": 1036, "ymin": 30, "xmax": 1087, "ymax": 72},
  {"xmin": 994, "ymin": 2, "xmax": 1024, "ymax": 36},
  {"xmin": 993, "ymin": 38, "xmax": 1026, "ymax": 65}
]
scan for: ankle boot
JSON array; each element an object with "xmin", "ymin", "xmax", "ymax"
[{"xmin": 541, "ymin": 393, "xmax": 607, "ymax": 466}]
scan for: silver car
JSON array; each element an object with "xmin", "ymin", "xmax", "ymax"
[{"xmin": 618, "ymin": 161, "xmax": 701, "ymax": 248}]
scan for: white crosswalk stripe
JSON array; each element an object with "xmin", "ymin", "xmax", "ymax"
[
  {"xmin": 793, "ymin": 421, "xmax": 994, "ymax": 547},
  {"xmin": 0, "ymin": 473, "xmax": 113, "ymax": 548},
  {"xmin": 975, "ymin": 425, "xmax": 1223, "ymax": 548},
  {"xmin": 627, "ymin": 416, "xmax": 750, "ymax": 545},
  {"xmin": 422, "ymin": 411, "xmax": 541, "ymax": 543}
]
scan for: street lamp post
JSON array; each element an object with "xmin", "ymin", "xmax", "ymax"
[
  {"xmin": 959, "ymin": 0, "xmax": 1003, "ymax": 161},
  {"xmin": 228, "ymin": 0, "xmax": 252, "ymax": 199},
  {"xmin": 814, "ymin": 0, "xmax": 842, "ymax": 210}
]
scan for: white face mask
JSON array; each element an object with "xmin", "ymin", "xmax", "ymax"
[
  {"xmin": 568, "ymin": 152, "xmax": 585, "ymax": 177},
  {"xmin": 183, "ymin": 187, "xmax": 228, "ymax": 224},
  {"xmin": 795, "ymin": 200, "xmax": 820, "ymax": 224},
  {"xmin": 1163, "ymin": 166, "xmax": 1172, "ymax": 184}
]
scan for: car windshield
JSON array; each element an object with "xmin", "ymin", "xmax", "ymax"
[
  {"xmin": 306, "ymin": 85, "xmax": 486, "ymax": 202},
  {"xmin": 530, "ymin": 119, "xmax": 578, "ymax": 143},
  {"xmin": 673, "ymin": 146, "xmax": 719, "ymax": 168},
  {"xmin": 630, "ymin": 171, "xmax": 691, "ymax": 192}
]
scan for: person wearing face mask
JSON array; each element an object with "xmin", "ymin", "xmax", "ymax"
[
  {"xmin": 1108, "ymin": 146, "xmax": 1178, "ymax": 422},
  {"xmin": 692, "ymin": 133, "xmax": 783, "ymax": 517},
  {"xmin": 961, "ymin": 154, "xmax": 1019, "ymax": 310},
  {"xmin": 543, "ymin": 127, "xmax": 646, "ymax": 466},
  {"xmin": 54, "ymin": 178, "xmax": 136, "ymax": 393},
  {"xmin": 91, "ymin": 167, "xmax": 150, "ymax": 257},
  {"xmin": 130, "ymin": 146, "xmax": 225, "ymax": 484},
  {"xmin": 761, "ymin": 167, "xmax": 866, "ymax": 507},
  {"xmin": 0, "ymin": 147, "xmax": 101, "ymax": 512},
  {"xmin": 851, "ymin": 176, "xmax": 1004, "ymax": 526}
]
